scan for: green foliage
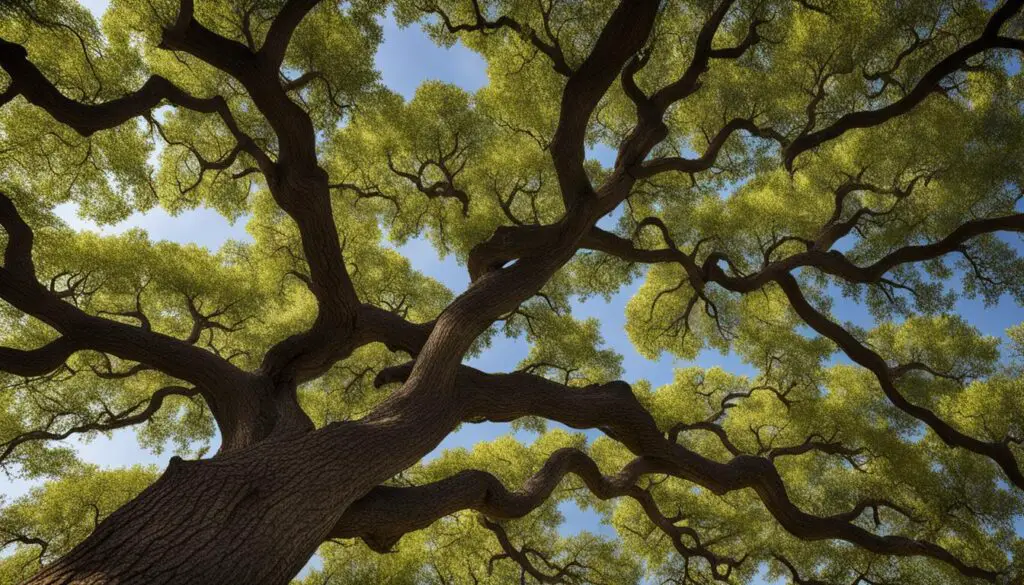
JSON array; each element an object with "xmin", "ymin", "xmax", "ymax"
[{"xmin": 0, "ymin": 465, "xmax": 157, "ymax": 581}]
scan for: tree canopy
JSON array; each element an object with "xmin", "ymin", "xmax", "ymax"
[{"xmin": 1, "ymin": 0, "xmax": 1024, "ymax": 584}]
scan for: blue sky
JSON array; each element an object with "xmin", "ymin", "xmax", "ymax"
[{"xmin": 6, "ymin": 2, "xmax": 1023, "ymax": 583}]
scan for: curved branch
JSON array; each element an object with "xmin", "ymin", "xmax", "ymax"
[
  {"xmin": 0, "ymin": 385, "xmax": 200, "ymax": 466},
  {"xmin": 332, "ymin": 446, "xmax": 742, "ymax": 581},
  {"xmin": 0, "ymin": 337, "xmax": 80, "ymax": 377},
  {"xmin": 153, "ymin": 3, "xmax": 363, "ymax": 388},
  {"xmin": 635, "ymin": 117, "xmax": 786, "ymax": 179},
  {"xmin": 650, "ymin": 0, "xmax": 740, "ymax": 109},
  {"xmin": 0, "ymin": 531, "xmax": 48, "ymax": 562},
  {"xmin": 431, "ymin": 0, "xmax": 571, "ymax": 76},
  {"xmin": 581, "ymin": 186, "xmax": 1024, "ymax": 493},
  {"xmin": 782, "ymin": 0, "xmax": 1024, "ymax": 168},
  {"xmin": 1, "ymin": 192, "xmax": 254, "ymax": 440},
  {"xmin": 454, "ymin": 371, "xmax": 998, "ymax": 579},
  {"xmin": 260, "ymin": 304, "xmax": 433, "ymax": 386},
  {"xmin": 587, "ymin": 210, "xmax": 1024, "ymax": 296},
  {"xmin": 0, "ymin": 37, "xmax": 166, "ymax": 135},
  {"xmin": 481, "ymin": 518, "xmax": 585, "ymax": 584},
  {"xmin": 771, "ymin": 554, "xmax": 830, "ymax": 585},
  {"xmin": 775, "ymin": 274, "xmax": 1024, "ymax": 490},
  {"xmin": 614, "ymin": 0, "xmax": 774, "ymax": 174},
  {"xmin": 366, "ymin": 362, "xmax": 1000, "ymax": 579},
  {"xmin": 548, "ymin": 0, "xmax": 661, "ymax": 203},
  {"xmin": 0, "ymin": 37, "xmax": 258, "ymax": 168},
  {"xmin": 259, "ymin": 0, "xmax": 320, "ymax": 69}
]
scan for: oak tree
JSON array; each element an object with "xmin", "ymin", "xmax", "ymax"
[{"xmin": 1, "ymin": 0, "xmax": 1024, "ymax": 583}]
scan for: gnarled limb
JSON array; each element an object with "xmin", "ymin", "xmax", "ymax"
[
  {"xmin": 0, "ymin": 38, "xmax": 273, "ymax": 185},
  {"xmin": 547, "ymin": 0, "xmax": 661, "ymax": 203},
  {"xmin": 634, "ymin": 118, "xmax": 785, "ymax": 180},
  {"xmin": 331, "ymin": 448, "xmax": 743, "ymax": 579},
  {"xmin": 581, "ymin": 189, "xmax": 1024, "ymax": 490},
  {"xmin": 368, "ymin": 363, "xmax": 998, "ymax": 580},
  {"xmin": 0, "ymin": 39, "xmax": 229, "ymax": 140},
  {"xmin": 649, "ymin": 0, "xmax": 742, "ymax": 110},
  {"xmin": 0, "ymin": 337, "xmax": 79, "ymax": 377},
  {"xmin": 583, "ymin": 206, "xmax": 1024, "ymax": 298},
  {"xmin": 4, "ymin": 0, "xmax": 1021, "ymax": 582},
  {"xmin": 151, "ymin": 2, "xmax": 363, "ymax": 389},
  {"xmin": 0, "ymin": 192, "xmax": 269, "ymax": 449}
]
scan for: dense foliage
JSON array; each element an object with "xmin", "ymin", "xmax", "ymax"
[{"xmin": 1, "ymin": 0, "xmax": 1023, "ymax": 583}]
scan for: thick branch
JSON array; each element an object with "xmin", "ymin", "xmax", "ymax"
[
  {"xmin": 332, "ymin": 446, "xmax": 738, "ymax": 582},
  {"xmin": 155, "ymin": 3, "xmax": 364, "ymax": 386},
  {"xmin": 0, "ymin": 37, "xmax": 265, "ymax": 168},
  {"xmin": 0, "ymin": 337, "xmax": 79, "ymax": 377},
  {"xmin": 548, "ymin": 0, "xmax": 661, "ymax": 203},
  {"xmin": 583, "ymin": 182, "xmax": 1024, "ymax": 492},
  {"xmin": 259, "ymin": 0, "xmax": 320, "ymax": 69},
  {"xmin": 0, "ymin": 192, "xmax": 258, "ymax": 444},
  {"xmin": 365, "ymin": 363, "xmax": 999, "ymax": 579},
  {"xmin": 650, "ymin": 0, "xmax": 740, "ymax": 109}
]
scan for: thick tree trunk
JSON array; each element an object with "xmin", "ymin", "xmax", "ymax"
[
  {"xmin": 24, "ymin": 390, "xmax": 463, "ymax": 585},
  {"xmin": 27, "ymin": 455, "xmax": 328, "ymax": 585}
]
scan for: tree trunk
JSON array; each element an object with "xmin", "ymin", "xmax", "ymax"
[
  {"xmin": 25, "ymin": 391, "xmax": 463, "ymax": 585},
  {"xmin": 27, "ymin": 456, "xmax": 326, "ymax": 585}
]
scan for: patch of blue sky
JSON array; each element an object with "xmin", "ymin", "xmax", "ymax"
[
  {"xmin": 53, "ymin": 202, "xmax": 251, "ymax": 249},
  {"xmin": 77, "ymin": 0, "xmax": 107, "ymax": 15},
  {"xmin": 375, "ymin": 10, "xmax": 488, "ymax": 100}
]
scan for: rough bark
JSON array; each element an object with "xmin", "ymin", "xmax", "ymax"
[{"xmin": 25, "ymin": 382, "xmax": 468, "ymax": 585}]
